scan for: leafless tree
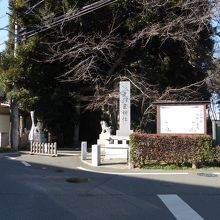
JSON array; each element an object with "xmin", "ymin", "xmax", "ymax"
[
  {"xmin": 27, "ymin": 0, "xmax": 220, "ymax": 130},
  {"xmin": 131, "ymin": 0, "xmax": 216, "ymax": 55}
]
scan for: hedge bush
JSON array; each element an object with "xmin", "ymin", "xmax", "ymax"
[
  {"xmin": 130, "ymin": 133, "xmax": 214, "ymax": 168},
  {"xmin": 0, "ymin": 146, "xmax": 12, "ymax": 153}
]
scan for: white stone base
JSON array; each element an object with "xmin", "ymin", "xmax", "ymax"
[
  {"xmin": 105, "ymin": 144, "xmax": 129, "ymax": 159},
  {"xmin": 97, "ymin": 139, "xmax": 109, "ymax": 154}
]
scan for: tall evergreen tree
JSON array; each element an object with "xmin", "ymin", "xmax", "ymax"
[{"xmin": 1, "ymin": 0, "xmax": 217, "ymax": 138}]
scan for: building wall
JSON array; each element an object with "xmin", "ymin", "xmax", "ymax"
[
  {"xmin": 0, "ymin": 133, "xmax": 9, "ymax": 147},
  {"xmin": 0, "ymin": 114, "xmax": 10, "ymax": 133},
  {"xmin": 0, "ymin": 105, "xmax": 10, "ymax": 148}
]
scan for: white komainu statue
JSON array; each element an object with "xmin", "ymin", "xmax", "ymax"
[{"xmin": 100, "ymin": 121, "xmax": 111, "ymax": 136}]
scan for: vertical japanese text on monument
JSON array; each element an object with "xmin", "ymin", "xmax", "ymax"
[
  {"xmin": 116, "ymin": 81, "xmax": 132, "ymax": 136},
  {"xmin": 121, "ymin": 90, "xmax": 129, "ymax": 122},
  {"xmin": 119, "ymin": 81, "xmax": 130, "ymax": 128}
]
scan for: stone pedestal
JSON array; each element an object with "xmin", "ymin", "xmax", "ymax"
[
  {"xmin": 33, "ymin": 132, "xmax": 46, "ymax": 143},
  {"xmin": 33, "ymin": 120, "xmax": 46, "ymax": 143},
  {"xmin": 105, "ymin": 143, "xmax": 128, "ymax": 159},
  {"xmin": 97, "ymin": 121, "xmax": 112, "ymax": 154},
  {"xmin": 104, "ymin": 135, "xmax": 129, "ymax": 159}
]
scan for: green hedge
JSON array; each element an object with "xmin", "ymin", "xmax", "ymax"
[
  {"xmin": 130, "ymin": 133, "xmax": 214, "ymax": 168},
  {"xmin": 0, "ymin": 146, "xmax": 12, "ymax": 153}
]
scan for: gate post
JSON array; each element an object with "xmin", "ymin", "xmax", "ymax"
[
  {"xmin": 81, "ymin": 141, "xmax": 87, "ymax": 160},
  {"xmin": 92, "ymin": 144, "xmax": 100, "ymax": 166}
]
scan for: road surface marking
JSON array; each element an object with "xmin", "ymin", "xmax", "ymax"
[
  {"xmin": 158, "ymin": 194, "xmax": 204, "ymax": 220},
  {"xmin": 21, "ymin": 161, "xmax": 31, "ymax": 167},
  {"xmin": 4, "ymin": 156, "xmax": 17, "ymax": 160},
  {"xmin": 10, "ymin": 157, "xmax": 17, "ymax": 160},
  {"xmin": 77, "ymin": 167, "xmax": 189, "ymax": 175}
]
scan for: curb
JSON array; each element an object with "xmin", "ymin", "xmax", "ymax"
[
  {"xmin": 0, "ymin": 152, "xmax": 20, "ymax": 158},
  {"xmin": 77, "ymin": 166, "xmax": 190, "ymax": 175}
]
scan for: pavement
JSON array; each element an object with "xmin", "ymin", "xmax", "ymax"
[
  {"xmin": 17, "ymin": 150, "xmax": 132, "ymax": 173},
  {"xmin": 2, "ymin": 149, "xmax": 220, "ymax": 219},
  {"xmin": 3, "ymin": 149, "xmax": 220, "ymax": 175}
]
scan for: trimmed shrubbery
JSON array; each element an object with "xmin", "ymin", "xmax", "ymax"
[
  {"xmin": 0, "ymin": 146, "xmax": 12, "ymax": 153},
  {"xmin": 130, "ymin": 133, "xmax": 216, "ymax": 168}
]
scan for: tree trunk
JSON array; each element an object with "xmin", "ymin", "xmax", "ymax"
[
  {"xmin": 73, "ymin": 103, "xmax": 80, "ymax": 147},
  {"xmin": 9, "ymin": 98, "xmax": 19, "ymax": 151}
]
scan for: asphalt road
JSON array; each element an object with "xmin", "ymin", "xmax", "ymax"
[{"xmin": 1, "ymin": 154, "xmax": 220, "ymax": 220}]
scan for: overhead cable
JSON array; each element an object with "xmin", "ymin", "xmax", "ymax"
[{"xmin": 19, "ymin": 0, "xmax": 118, "ymax": 39}]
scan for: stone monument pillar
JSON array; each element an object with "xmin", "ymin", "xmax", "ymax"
[{"xmin": 116, "ymin": 81, "xmax": 133, "ymax": 136}]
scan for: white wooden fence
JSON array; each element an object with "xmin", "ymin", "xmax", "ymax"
[{"xmin": 30, "ymin": 142, "xmax": 57, "ymax": 156}]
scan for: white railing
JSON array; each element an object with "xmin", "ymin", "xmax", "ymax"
[{"xmin": 30, "ymin": 142, "xmax": 57, "ymax": 157}]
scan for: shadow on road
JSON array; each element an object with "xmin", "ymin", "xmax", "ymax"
[{"xmin": 0, "ymin": 154, "xmax": 220, "ymax": 220}]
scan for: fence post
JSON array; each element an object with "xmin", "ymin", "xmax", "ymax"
[
  {"xmin": 122, "ymin": 140, "xmax": 127, "ymax": 145},
  {"xmin": 81, "ymin": 141, "xmax": 87, "ymax": 160},
  {"xmin": 54, "ymin": 142, "xmax": 57, "ymax": 156},
  {"xmin": 29, "ymin": 142, "xmax": 57, "ymax": 157},
  {"xmin": 44, "ymin": 143, "xmax": 48, "ymax": 154},
  {"xmin": 92, "ymin": 144, "xmax": 100, "ymax": 166},
  {"xmin": 30, "ymin": 141, "xmax": 33, "ymax": 154}
]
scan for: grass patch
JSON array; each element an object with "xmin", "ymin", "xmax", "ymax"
[
  {"xmin": 143, "ymin": 163, "xmax": 191, "ymax": 170},
  {"xmin": 0, "ymin": 146, "xmax": 12, "ymax": 153},
  {"xmin": 142, "ymin": 161, "xmax": 220, "ymax": 170}
]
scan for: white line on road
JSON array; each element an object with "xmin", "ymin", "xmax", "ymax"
[
  {"xmin": 21, "ymin": 161, "xmax": 31, "ymax": 167},
  {"xmin": 158, "ymin": 194, "xmax": 204, "ymax": 220},
  {"xmin": 4, "ymin": 156, "xmax": 17, "ymax": 160},
  {"xmin": 77, "ymin": 167, "xmax": 189, "ymax": 175}
]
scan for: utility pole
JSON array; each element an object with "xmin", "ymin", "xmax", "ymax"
[{"xmin": 9, "ymin": 21, "xmax": 19, "ymax": 151}]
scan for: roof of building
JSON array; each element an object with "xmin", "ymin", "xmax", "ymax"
[{"xmin": 153, "ymin": 101, "xmax": 210, "ymax": 105}]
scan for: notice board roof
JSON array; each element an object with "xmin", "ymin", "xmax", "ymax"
[{"xmin": 153, "ymin": 101, "xmax": 210, "ymax": 106}]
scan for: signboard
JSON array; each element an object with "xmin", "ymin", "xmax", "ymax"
[{"xmin": 158, "ymin": 105, "xmax": 206, "ymax": 134}]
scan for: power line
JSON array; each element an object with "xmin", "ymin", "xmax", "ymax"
[
  {"xmin": 0, "ymin": 25, "xmax": 9, "ymax": 31},
  {"xmin": 0, "ymin": 41, "xmax": 7, "ymax": 46},
  {"xmin": 0, "ymin": 14, "xmax": 7, "ymax": 19},
  {"xmin": 25, "ymin": 0, "xmax": 45, "ymax": 14},
  {"xmin": 24, "ymin": 0, "xmax": 117, "ymax": 37},
  {"xmin": 19, "ymin": 0, "xmax": 118, "ymax": 39}
]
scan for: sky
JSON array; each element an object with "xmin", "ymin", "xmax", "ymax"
[{"xmin": 0, "ymin": 0, "xmax": 9, "ymax": 52}]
